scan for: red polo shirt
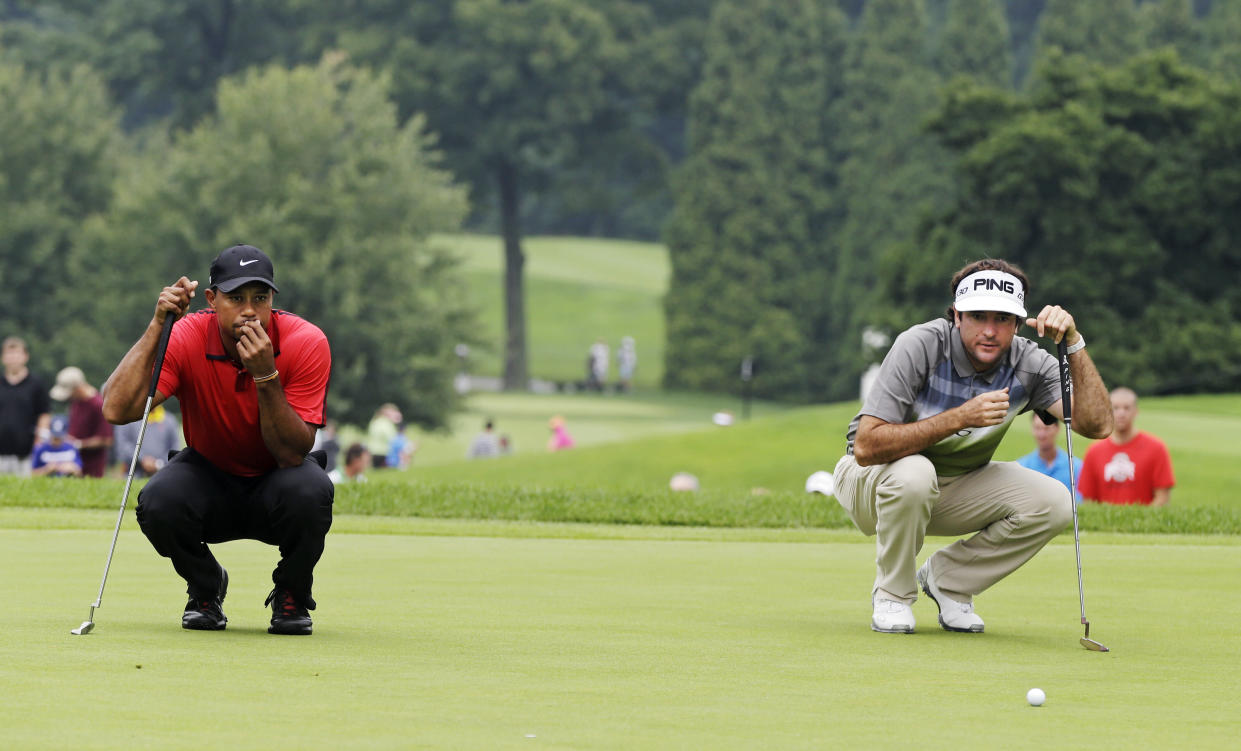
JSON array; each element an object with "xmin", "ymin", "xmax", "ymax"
[{"xmin": 157, "ymin": 309, "xmax": 330, "ymax": 477}]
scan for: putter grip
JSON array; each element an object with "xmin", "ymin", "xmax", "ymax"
[
  {"xmin": 148, "ymin": 315, "xmax": 175, "ymax": 399},
  {"xmin": 1058, "ymin": 338, "xmax": 1072, "ymax": 423}
]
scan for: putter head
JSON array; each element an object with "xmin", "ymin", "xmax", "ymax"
[
  {"xmin": 1080, "ymin": 622, "xmax": 1108, "ymax": 651},
  {"xmin": 71, "ymin": 621, "xmax": 94, "ymax": 635}
]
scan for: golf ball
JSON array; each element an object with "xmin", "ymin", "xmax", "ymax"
[{"xmin": 1027, "ymin": 688, "xmax": 1046, "ymax": 707}]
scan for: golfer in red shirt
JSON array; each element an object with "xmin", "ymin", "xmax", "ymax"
[{"xmin": 102, "ymin": 245, "xmax": 333, "ymax": 635}]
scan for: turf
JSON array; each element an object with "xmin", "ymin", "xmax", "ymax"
[{"xmin": 4, "ymin": 518, "xmax": 1238, "ymax": 750}]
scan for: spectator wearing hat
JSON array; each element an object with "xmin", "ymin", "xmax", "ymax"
[
  {"xmin": 31, "ymin": 415, "xmax": 83, "ymax": 477},
  {"xmin": 51, "ymin": 366, "xmax": 113, "ymax": 477},
  {"xmin": 112, "ymin": 404, "xmax": 183, "ymax": 478},
  {"xmin": 1, "ymin": 335, "xmax": 51, "ymax": 477}
]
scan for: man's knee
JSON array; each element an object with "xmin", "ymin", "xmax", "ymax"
[
  {"xmin": 135, "ymin": 471, "xmax": 188, "ymax": 532},
  {"xmin": 270, "ymin": 465, "xmax": 334, "ymax": 530},
  {"xmin": 1046, "ymin": 488, "xmax": 1074, "ymax": 532},
  {"xmin": 878, "ymin": 454, "xmax": 938, "ymax": 504}
]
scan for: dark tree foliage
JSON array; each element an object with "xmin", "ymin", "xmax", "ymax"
[
  {"xmin": 664, "ymin": 0, "xmax": 848, "ymax": 400},
  {"xmin": 905, "ymin": 50, "xmax": 1241, "ymax": 394}
]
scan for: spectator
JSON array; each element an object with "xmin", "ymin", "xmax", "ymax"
[
  {"xmin": 112, "ymin": 404, "xmax": 183, "ymax": 478},
  {"xmin": 1, "ymin": 336, "xmax": 51, "ymax": 477},
  {"xmin": 312, "ymin": 418, "xmax": 341, "ymax": 473},
  {"xmin": 328, "ymin": 443, "xmax": 369, "ymax": 484},
  {"xmin": 616, "ymin": 336, "xmax": 637, "ymax": 392},
  {"xmin": 387, "ymin": 422, "xmax": 417, "ymax": 470},
  {"xmin": 366, "ymin": 403, "xmax": 400, "ymax": 468},
  {"xmin": 584, "ymin": 351, "xmax": 599, "ymax": 391},
  {"xmin": 499, "ymin": 434, "xmax": 512, "ymax": 455},
  {"xmin": 31, "ymin": 415, "xmax": 83, "ymax": 477},
  {"xmin": 466, "ymin": 418, "xmax": 500, "ymax": 459},
  {"xmin": 1016, "ymin": 412, "xmax": 1083, "ymax": 503},
  {"xmin": 547, "ymin": 415, "xmax": 575, "ymax": 452},
  {"xmin": 590, "ymin": 338, "xmax": 610, "ymax": 391},
  {"xmin": 1078, "ymin": 387, "xmax": 1174, "ymax": 506},
  {"xmin": 51, "ymin": 366, "xmax": 114, "ymax": 478}
]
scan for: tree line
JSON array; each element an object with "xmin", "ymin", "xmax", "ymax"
[
  {"xmin": 3, "ymin": 1, "xmax": 1241, "ymax": 418},
  {"xmin": 666, "ymin": 0, "xmax": 1241, "ymax": 402}
]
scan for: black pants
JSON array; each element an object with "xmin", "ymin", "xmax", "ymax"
[{"xmin": 136, "ymin": 448, "xmax": 334, "ymax": 609}]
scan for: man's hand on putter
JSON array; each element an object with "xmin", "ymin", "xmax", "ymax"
[
  {"xmin": 236, "ymin": 320, "xmax": 275, "ymax": 378},
  {"xmin": 1026, "ymin": 304, "xmax": 1078, "ymax": 345},
  {"xmin": 960, "ymin": 388, "xmax": 1010, "ymax": 427},
  {"xmin": 156, "ymin": 277, "xmax": 198, "ymax": 322}
]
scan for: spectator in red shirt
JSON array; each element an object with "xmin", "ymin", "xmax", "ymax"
[
  {"xmin": 102, "ymin": 245, "xmax": 333, "ymax": 635},
  {"xmin": 50, "ymin": 366, "xmax": 113, "ymax": 477},
  {"xmin": 1078, "ymin": 387, "xmax": 1174, "ymax": 506}
]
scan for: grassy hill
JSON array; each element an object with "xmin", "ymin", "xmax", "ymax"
[
  {"xmin": 435, "ymin": 233, "xmax": 669, "ymax": 388},
  {"xmin": 397, "ymin": 392, "xmax": 1241, "ymax": 510}
]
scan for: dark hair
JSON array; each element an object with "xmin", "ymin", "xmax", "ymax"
[
  {"xmin": 344, "ymin": 442, "xmax": 367, "ymax": 465},
  {"xmin": 945, "ymin": 258, "xmax": 1031, "ymax": 321}
]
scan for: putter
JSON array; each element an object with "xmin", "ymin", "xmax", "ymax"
[
  {"xmin": 72, "ymin": 314, "xmax": 175, "ymax": 636},
  {"xmin": 1058, "ymin": 337, "xmax": 1110, "ymax": 653}
]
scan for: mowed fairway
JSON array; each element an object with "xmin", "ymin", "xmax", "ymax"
[{"xmin": 4, "ymin": 516, "xmax": 1238, "ymax": 750}]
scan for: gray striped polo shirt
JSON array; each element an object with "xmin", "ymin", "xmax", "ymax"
[{"xmin": 846, "ymin": 318, "xmax": 1060, "ymax": 476}]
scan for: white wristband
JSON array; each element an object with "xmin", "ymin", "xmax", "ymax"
[{"xmin": 1065, "ymin": 334, "xmax": 1086, "ymax": 355}]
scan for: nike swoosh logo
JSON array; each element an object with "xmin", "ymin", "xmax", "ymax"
[{"xmin": 239, "ymin": 259, "xmax": 259, "ymax": 266}]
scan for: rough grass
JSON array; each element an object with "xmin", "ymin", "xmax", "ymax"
[{"xmin": 7, "ymin": 393, "xmax": 1240, "ymax": 536}]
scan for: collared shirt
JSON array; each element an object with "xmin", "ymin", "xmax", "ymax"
[
  {"xmin": 157, "ymin": 309, "xmax": 330, "ymax": 477},
  {"xmin": 1016, "ymin": 448, "xmax": 1083, "ymax": 501},
  {"xmin": 846, "ymin": 318, "xmax": 1060, "ymax": 476}
]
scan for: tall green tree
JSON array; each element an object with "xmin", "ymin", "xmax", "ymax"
[
  {"xmin": 0, "ymin": 63, "xmax": 123, "ymax": 381},
  {"xmin": 664, "ymin": 0, "xmax": 848, "ymax": 399},
  {"xmin": 1036, "ymin": 0, "xmax": 1140, "ymax": 66},
  {"xmin": 1140, "ymin": 0, "xmax": 1201, "ymax": 63},
  {"xmin": 936, "ymin": 0, "xmax": 1013, "ymax": 87},
  {"xmin": 0, "ymin": 0, "xmax": 308, "ymax": 127},
  {"xmin": 1205, "ymin": 0, "xmax": 1241, "ymax": 79},
  {"xmin": 832, "ymin": 0, "xmax": 952, "ymax": 398},
  {"xmin": 376, "ymin": 0, "xmax": 629, "ymax": 390},
  {"xmin": 78, "ymin": 57, "xmax": 472, "ymax": 426}
]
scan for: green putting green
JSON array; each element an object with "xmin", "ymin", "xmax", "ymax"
[{"xmin": 3, "ymin": 515, "xmax": 1238, "ymax": 749}]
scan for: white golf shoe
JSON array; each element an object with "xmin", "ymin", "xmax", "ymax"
[
  {"xmin": 917, "ymin": 562, "xmax": 984, "ymax": 633},
  {"xmin": 871, "ymin": 597, "xmax": 916, "ymax": 633}
]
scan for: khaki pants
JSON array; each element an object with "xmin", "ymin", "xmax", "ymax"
[{"xmin": 833, "ymin": 453, "xmax": 1072, "ymax": 604}]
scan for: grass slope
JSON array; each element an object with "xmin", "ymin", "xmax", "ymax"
[
  {"xmin": 7, "ymin": 393, "xmax": 1241, "ymax": 534},
  {"xmin": 437, "ymin": 233, "xmax": 669, "ymax": 387},
  {"xmin": 392, "ymin": 390, "xmax": 789, "ymax": 467},
  {"xmin": 6, "ymin": 526, "xmax": 1239, "ymax": 750},
  {"xmin": 408, "ymin": 393, "xmax": 1241, "ymax": 509}
]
